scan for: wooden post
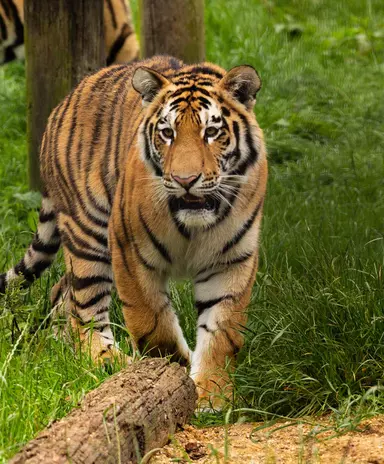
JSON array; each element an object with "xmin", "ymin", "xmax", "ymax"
[
  {"xmin": 25, "ymin": 0, "xmax": 105, "ymax": 191},
  {"xmin": 140, "ymin": 0, "xmax": 205, "ymax": 64}
]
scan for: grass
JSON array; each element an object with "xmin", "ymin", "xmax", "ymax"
[{"xmin": 1, "ymin": 0, "xmax": 384, "ymax": 460}]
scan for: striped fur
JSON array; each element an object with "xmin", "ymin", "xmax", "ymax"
[
  {"xmin": 0, "ymin": 0, "xmax": 139, "ymax": 65},
  {"xmin": 0, "ymin": 56, "xmax": 268, "ymax": 408}
]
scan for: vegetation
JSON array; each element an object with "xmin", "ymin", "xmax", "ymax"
[{"xmin": 0, "ymin": 0, "xmax": 383, "ymax": 460}]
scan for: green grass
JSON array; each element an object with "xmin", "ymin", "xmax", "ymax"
[{"xmin": 1, "ymin": 0, "xmax": 384, "ymax": 459}]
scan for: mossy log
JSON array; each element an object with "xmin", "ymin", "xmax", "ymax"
[
  {"xmin": 140, "ymin": 0, "xmax": 205, "ymax": 63},
  {"xmin": 10, "ymin": 359, "xmax": 197, "ymax": 464},
  {"xmin": 25, "ymin": 0, "xmax": 105, "ymax": 191}
]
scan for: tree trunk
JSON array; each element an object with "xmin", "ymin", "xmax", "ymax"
[
  {"xmin": 140, "ymin": 0, "xmax": 205, "ymax": 63},
  {"xmin": 10, "ymin": 359, "xmax": 197, "ymax": 464},
  {"xmin": 25, "ymin": 0, "xmax": 105, "ymax": 191}
]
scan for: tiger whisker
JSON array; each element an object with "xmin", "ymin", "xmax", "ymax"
[
  {"xmin": 220, "ymin": 175, "xmax": 247, "ymax": 182},
  {"xmin": 213, "ymin": 191, "xmax": 234, "ymax": 210},
  {"xmin": 218, "ymin": 187, "xmax": 247, "ymax": 207},
  {"xmin": 137, "ymin": 176, "xmax": 163, "ymax": 182},
  {"xmin": 220, "ymin": 182, "xmax": 254, "ymax": 193},
  {"xmin": 218, "ymin": 184, "xmax": 239, "ymax": 192},
  {"xmin": 220, "ymin": 174, "xmax": 247, "ymax": 178},
  {"xmin": 151, "ymin": 185, "xmax": 170, "ymax": 207}
]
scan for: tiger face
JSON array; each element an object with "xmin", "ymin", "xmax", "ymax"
[{"xmin": 133, "ymin": 64, "xmax": 262, "ymax": 228}]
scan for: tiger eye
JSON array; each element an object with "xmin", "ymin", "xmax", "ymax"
[
  {"xmin": 161, "ymin": 128, "xmax": 174, "ymax": 139},
  {"xmin": 205, "ymin": 127, "xmax": 219, "ymax": 138}
]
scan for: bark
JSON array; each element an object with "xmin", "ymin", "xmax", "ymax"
[
  {"xmin": 10, "ymin": 359, "xmax": 197, "ymax": 464},
  {"xmin": 24, "ymin": 0, "xmax": 105, "ymax": 191},
  {"xmin": 140, "ymin": 0, "xmax": 205, "ymax": 63}
]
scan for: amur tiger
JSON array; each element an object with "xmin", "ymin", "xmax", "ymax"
[
  {"xmin": 0, "ymin": 0, "xmax": 139, "ymax": 65},
  {"xmin": 0, "ymin": 55, "xmax": 267, "ymax": 408}
]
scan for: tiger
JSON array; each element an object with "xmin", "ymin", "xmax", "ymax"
[
  {"xmin": 0, "ymin": 55, "xmax": 268, "ymax": 408},
  {"xmin": 0, "ymin": 0, "xmax": 139, "ymax": 65}
]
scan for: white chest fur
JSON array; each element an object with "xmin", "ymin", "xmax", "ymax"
[{"xmin": 138, "ymin": 206, "xmax": 261, "ymax": 281}]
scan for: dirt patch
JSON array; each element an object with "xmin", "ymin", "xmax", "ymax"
[{"xmin": 150, "ymin": 416, "xmax": 384, "ymax": 463}]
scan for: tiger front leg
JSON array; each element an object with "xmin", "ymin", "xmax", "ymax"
[
  {"xmin": 192, "ymin": 255, "xmax": 258, "ymax": 410},
  {"xmin": 121, "ymin": 288, "xmax": 191, "ymax": 365},
  {"xmin": 110, "ymin": 231, "xmax": 191, "ymax": 364}
]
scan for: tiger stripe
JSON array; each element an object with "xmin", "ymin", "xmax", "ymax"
[
  {"xmin": 221, "ymin": 198, "xmax": 264, "ymax": 254},
  {"xmin": 105, "ymin": 0, "xmax": 117, "ymax": 29},
  {"xmin": 0, "ymin": 13, "xmax": 7, "ymax": 42},
  {"xmin": 71, "ymin": 275, "xmax": 113, "ymax": 291},
  {"xmin": 139, "ymin": 209, "xmax": 172, "ymax": 264}
]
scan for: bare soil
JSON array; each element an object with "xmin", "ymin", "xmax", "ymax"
[{"xmin": 150, "ymin": 415, "xmax": 384, "ymax": 463}]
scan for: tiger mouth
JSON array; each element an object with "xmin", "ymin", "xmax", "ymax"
[{"xmin": 171, "ymin": 194, "xmax": 218, "ymax": 211}]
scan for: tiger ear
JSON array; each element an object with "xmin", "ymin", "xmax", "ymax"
[
  {"xmin": 132, "ymin": 67, "xmax": 170, "ymax": 106},
  {"xmin": 219, "ymin": 65, "xmax": 261, "ymax": 110}
]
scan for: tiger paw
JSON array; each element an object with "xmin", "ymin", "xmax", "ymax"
[
  {"xmin": 94, "ymin": 345, "xmax": 132, "ymax": 367},
  {"xmin": 136, "ymin": 339, "xmax": 192, "ymax": 366},
  {"xmin": 193, "ymin": 373, "xmax": 233, "ymax": 412},
  {"xmin": 75, "ymin": 328, "xmax": 132, "ymax": 367}
]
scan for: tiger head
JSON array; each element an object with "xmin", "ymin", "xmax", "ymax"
[{"xmin": 133, "ymin": 63, "xmax": 263, "ymax": 229}]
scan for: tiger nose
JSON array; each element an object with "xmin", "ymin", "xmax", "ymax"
[{"xmin": 171, "ymin": 174, "xmax": 201, "ymax": 191}]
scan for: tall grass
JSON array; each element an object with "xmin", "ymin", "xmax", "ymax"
[{"xmin": 0, "ymin": 0, "xmax": 383, "ymax": 459}]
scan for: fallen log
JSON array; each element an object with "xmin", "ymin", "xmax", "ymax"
[{"xmin": 10, "ymin": 358, "xmax": 197, "ymax": 463}]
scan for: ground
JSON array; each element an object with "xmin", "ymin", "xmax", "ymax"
[
  {"xmin": 0, "ymin": 0, "xmax": 384, "ymax": 462},
  {"xmin": 151, "ymin": 417, "xmax": 384, "ymax": 463}
]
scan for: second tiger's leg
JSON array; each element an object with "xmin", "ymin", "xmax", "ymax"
[{"xmin": 110, "ymin": 232, "xmax": 191, "ymax": 364}]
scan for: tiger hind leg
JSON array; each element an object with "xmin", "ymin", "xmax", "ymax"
[
  {"xmin": 50, "ymin": 274, "xmax": 71, "ymax": 339},
  {"xmin": 59, "ymin": 240, "xmax": 128, "ymax": 365}
]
